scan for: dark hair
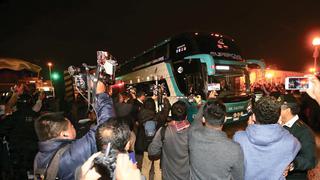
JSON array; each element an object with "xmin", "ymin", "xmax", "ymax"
[
  {"xmin": 144, "ymin": 98, "xmax": 156, "ymax": 112},
  {"xmin": 120, "ymin": 92, "xmax": 130, "ymax": 102},
  {"xmin": 34, "ymin": 112, "xmax": 68, "ymax": 141},
  {"xmin": 112, "ymin": 93, "xmax": 122, "ymax": 104},
  {"xmin": 253, "ymin": 96, "xmax": 281, "ymax": 124},
  {"xmin": 203, "ymin": 99, "xmax": 226, "ymax": 126},
  {"xmin": 285, "ymin": 103, "xmax": 300, "ymax": 115},
  {"xmin": 94, "ymin": 118, "xmax": 131, "ymax": 179},
  {"xmin": 171, "ymin": 101, "xmax": 187, "ymax": 121},
  {"xmin": 136, "ymin": 91, "xmax": 145, "ymax": 98},
  {"xmin": 282, "ymin": 95, "xmax": 300, "ymax": 115}
]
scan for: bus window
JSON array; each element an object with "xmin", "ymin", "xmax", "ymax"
[
  {"xmin": 208, "ymin": 74, "xmax": 247, "ymax": 97},
  {"xmin": 125, "ymin": 79, "xmax": 170, "ymax": 97}
]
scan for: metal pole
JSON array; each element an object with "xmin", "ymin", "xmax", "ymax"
[
  {"xmin": 314, "ymin": 57, "xmax": 317, "ymax": 73},
  {"xmin": 49, "ymin": 66, "xmax": 52, "ymax": 82},
  {"xmin": 313, "ymin": 46, "xmax": 319, "ymax": 72},
  {"xmin": 48, "ymin": 65, "xmax": 55, "ymax": 97}
]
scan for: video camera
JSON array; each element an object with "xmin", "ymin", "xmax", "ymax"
[{"xmin": 68, "ymin": 51, "xmax": 118, "ymax": 109}]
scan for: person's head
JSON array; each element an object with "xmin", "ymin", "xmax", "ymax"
[
  {"xmin": 94, "ymin": 118, "xmax": 131, "ymax": 179},
  {"xmin": 120, "ymin": 92, "xmax": 130, "ymax": 103},
  {"xmin": 136, "ymin": 91, "xmax": 146, "ymax": 102},
  {"xmin": 113, "ymin": 93, "xmax": 124, "ymax": 104},
  {"xmin": 279, "ymin": 94, "xmax": 300, "ymax": 122},
  {"xmin": 203, "ymin": 99, "xmax": 226, "ymax": 127},
  {"xmin": 96, "ymin": 118, "xmax": 131, "ymax": 152},
  {"xmin": 171, "ymin": 101, "xmax": 187, "ymax": 121},
  {"xmin": 14, "ymin": 83, "xmax": 25, "ymax": 95},
  {"xmin": 34, "ymin": 112, "xmax": 76, "ymax": 141},
  {"xmin": 252, "ymin": 96, "xmax": 281, "ymax": 124},
  {"xmin": 144, "ymin": 98, "xmax": 156, "ymax": 112}
]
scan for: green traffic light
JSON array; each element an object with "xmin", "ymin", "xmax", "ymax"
[{"xmin": 52, "ymin": 72, "xmax": 60, "ymax": 80}]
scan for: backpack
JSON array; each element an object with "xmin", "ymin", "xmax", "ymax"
[
  {"xmin": 143, "ymin": 120, "xmax": 157, "ymax": 142},
  {"xmin": 148, "ymin": 125, "xmax": 167, "ymax": 161},
  {"xmin": 33, "ymin": 144, "xmax": 71, "ymax": 180}
]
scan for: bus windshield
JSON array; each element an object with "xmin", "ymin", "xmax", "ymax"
[{"xmin": 208, "ymin": 74, "xmax": 247, "ymax": 97}]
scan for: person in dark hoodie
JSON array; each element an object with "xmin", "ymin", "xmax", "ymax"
[
  {"xmin": 135, "ymin": 97, "xmax": 170, "ymax": 180},
  {"xmin": 113, "ymin": 92, "xmax": 135, "ymax": 131},
  {"xmin": 233, "ymin": 96, "xmax": 301, "ymax": 180}
]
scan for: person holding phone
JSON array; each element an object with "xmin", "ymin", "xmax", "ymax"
[
  {"xmin": 306, "ymin": 75, "xmax": 320, "ymax": 106},
  {"xmin": 278, "ymin": 94, "xmax": 317, "ymax": 180},
  {"xmin": 76, "ymin": 118, "xmax": 141, "ymax": 180}
]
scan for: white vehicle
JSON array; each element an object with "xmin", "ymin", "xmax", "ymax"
[{"xmin": 116, "ymin": 32, "xmax": 253, "ymax": 123}]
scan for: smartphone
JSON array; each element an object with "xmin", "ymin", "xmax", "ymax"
[
  {"xmin": 208, "ymin": 83, "xmax": 221, "ymax": 91},
  {"xmin": 285, "ymin": 77, "xmax": 311, "ymax": 90}
]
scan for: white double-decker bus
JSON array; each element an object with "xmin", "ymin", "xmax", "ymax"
[{"xmin": 116, "ymin": 32, "xmax": 252, "ymax": 123}]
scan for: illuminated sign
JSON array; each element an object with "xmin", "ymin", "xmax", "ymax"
[
  {"xmin": 216, "ymin": 65, "xmax": 230, "ymax": 70},
  {"xmin": 217, "ymin": 39, "xmax": 229, "ymax": 49},
  {"xmin": 176, "ymin": 44, "xmax": 187, "ymax": 53},
  {"xmin": 210, "ymin": 52, "xmax": 242, "ymax": 61}
]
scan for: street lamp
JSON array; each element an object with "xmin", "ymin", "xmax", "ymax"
[
  {"xmin": 309, "ymin": 67, "xmax": 316, "ymax": 73},
  {"xmin": 265, "ymin": 70, "xmax": 274, "ymax": 83},
  {"xmin": 47, "ymin": 62, "xmax": 55, "ymax": 97},
  {"xmin": 47, "ymin": 62, "xmax": 53, "ymax": 81},
  {"xmin": 312, "ymin": 37, "xmax": 320, "ymax": 73}
]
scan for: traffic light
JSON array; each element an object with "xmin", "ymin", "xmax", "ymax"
[{"xmin": 51, "ymin": 72, "xmax": 60, "ymax": 81}]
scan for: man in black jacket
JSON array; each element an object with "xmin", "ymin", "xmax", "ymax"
[{"xmin": 279, "ymin": 94, "xmax": 317, "ymax": 180}]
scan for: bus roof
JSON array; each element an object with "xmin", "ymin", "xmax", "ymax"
[{"xmin": 121, "ymin": 32, "xmax": 237, "ymax": 67}]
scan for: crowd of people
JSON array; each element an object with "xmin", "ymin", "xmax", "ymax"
[{"xmin": 0, "ymin": 75, "xmax": 320, "ymax": 180}]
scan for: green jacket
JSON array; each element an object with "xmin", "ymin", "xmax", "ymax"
[{"xmin": 284, "ymin": 119, "xmax": 317, "ymax": 180}]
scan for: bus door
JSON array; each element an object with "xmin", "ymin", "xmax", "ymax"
[{"xmin": 172, "ymin": 59, "xmax": 207, "ymax": 98}]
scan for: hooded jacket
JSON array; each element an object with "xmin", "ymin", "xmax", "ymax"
[
  {"xmin": 148, "ymin": 121, "xmax": 190, "ymax": 180},
  {"xmin": 34, "ymin": 93, "xmax": 114, "ymax": 180},
  {"xmin": 233, "ymin": 124, "xmax": 301, "ymax": 180}
]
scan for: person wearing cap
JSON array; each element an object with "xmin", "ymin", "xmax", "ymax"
[
  {"xmin": 233, "ymin": 96, "xmax": 301, "ymax": 180},
  {"xmin": 189, "ymin": 99, "xmax": 244, "ymax": 180},
  {"xmin": 279, "ymin": 94, "xmax": 317, "ymax": 180},
  {"xmin": 148, "ymin": 100, "xmax": 190, "ymax": 180}
]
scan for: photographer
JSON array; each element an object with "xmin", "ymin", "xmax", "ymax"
[
  {"xmin": 76, "ymin": 118, "xmax": 141, "ymax": 180},
  {"xmin": 33, "ymin": 81, "xmax": 114, "ymax": 180}
]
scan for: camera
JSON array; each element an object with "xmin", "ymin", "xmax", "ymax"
[{"xmin": 68, "ymin": 51, "xmax": 118, "ymax": 107}]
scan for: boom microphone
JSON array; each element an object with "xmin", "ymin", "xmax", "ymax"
[{"xmin": 82, "ymin": 63, "xmax": 97, "ymax": 70}]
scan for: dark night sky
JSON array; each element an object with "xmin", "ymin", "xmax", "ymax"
[{"xmin": 1, "ymin": 0, "xmax": 320, "ymax": 77}]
